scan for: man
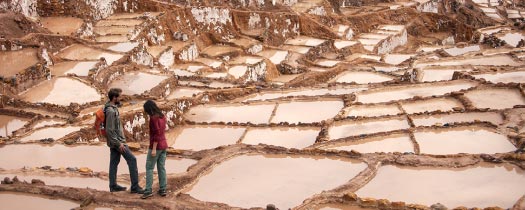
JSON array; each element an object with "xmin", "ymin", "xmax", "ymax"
[{"xmin": 105, "ymin": 88, "xmax": 145, "ymax": 194}]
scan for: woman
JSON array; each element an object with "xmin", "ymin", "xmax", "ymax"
[{"xmin": 141, "ymin": 100, "xmax": 168, "ymax": 199}]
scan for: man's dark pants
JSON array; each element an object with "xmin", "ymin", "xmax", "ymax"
[{"xmin": 109, "ymin": 145, "xmax": 140, "ymax": 190}]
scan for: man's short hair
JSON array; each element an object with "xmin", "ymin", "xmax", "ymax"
[{"xmin": 108, "ymin": 88, "xmax": 122, "ymax": 100}]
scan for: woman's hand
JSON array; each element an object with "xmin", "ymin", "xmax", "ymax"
[{"xmin": 151, "ymin": 149, "xmax": 157, "ymax": 157}]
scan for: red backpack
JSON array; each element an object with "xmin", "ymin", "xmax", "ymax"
[{"xmin": 94, "ymin": 107, "xmax": 108, "ymax": 136}]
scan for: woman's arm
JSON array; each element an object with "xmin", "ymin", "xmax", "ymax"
[{"xmin": 151, "ymin": 142, "xmax": 158, "ymax": 157}]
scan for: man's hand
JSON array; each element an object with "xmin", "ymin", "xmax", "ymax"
[
  {"xmin": 119, "ymin": 144, "xmax": 126, "ymax": 154},
  {"xmin": 151, "ymin": 149, "xmax": 156, "ymax": 157}
]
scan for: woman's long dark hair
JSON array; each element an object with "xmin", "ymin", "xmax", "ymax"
[{"xmin": 143, "ymin": 100, "xmax": 164, "ymax": 117}]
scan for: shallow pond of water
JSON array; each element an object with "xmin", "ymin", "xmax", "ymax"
[
  {"xmin": 166, "ymin": 125, "xmax": 245, "ymax": 151},
  {"xmin": 400, "ymin": 97, "xmax": 463, "ymax": 114},
  {"xmin": 0, "ymin": 48, "xmax": 39, "ymax": 78},
  {"xmin": 345, "ymin": 104, "xmax": 402, "ymax": 118},
  {"xmin": 19, "ymin": 126, "xmax": 83, "ymax": 142},
  {"xmin": 20, "ymin": 77, "xmax": 101, "ymax": 106},
  {"xmin": 414, "ymin": 127, "xmax": 515, "ymax": 154},
  {"xmin": 464, "ymin": 88, "xmax": 525, "ymax": 110},
  {"xmin": 411, "ymin": 111, "xmax": 503, "ymax": 127},
  {"xmin": 356, "ymin": 80, "xmax": 477, "ymax": 104},
  {"xmin": 271, "ymin": 100, "xmax": 344, "ymax": 124},
  {"xmin": 356, "ymin": 164, "xmax": 525, "ymax": 208},
  {"xmin": 184, "ymin": 154, "xmax": 367, "ymax": 209},
  {"xmin": 323, "ymin": 133, "xmax": 414, "ymax": 153},
  {"xmin": 0, "ymin": 192, "xmax": 79, "ymax": 210},
  {"xmin": 0, "ymin": 115, "xmax": 29, "ymax": 138},
  {"xmin": 0, "ymin": 173, "xmax": 116, "ymax": 191},
  {"xmin": 0, "ymin": 144, "xmax": 196, "ymax": 174},
  {"xmin": 334, "ymin": 71, "xmax": 394, "ymax": 84},
  {"xmin": 241, "ymin": 127, "xmax": 320, "ymax": 149},
  {"xmin": 50, "ymin": 61, "xmax": 98, "ymax": 77},
  {"xmin": 109, "ymin": 72, "xmax": 168, "ymax": 95},
  {"xmin": 329, "ymin": 117, "xmax": 410, "ymax": 140},
  {"xmin": 473, "ymin": 71, "xmax": 525, "ymax": 84},
  {"xmin": 41, "ymin": 17, "xmax": 84, "ymax": 35},
  {"xmin": 185, "ymin": 103, "xmax": 275, "ymax": 124}
]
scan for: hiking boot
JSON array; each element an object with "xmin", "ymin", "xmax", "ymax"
[
  {"xmin": 141, "ymin": 192, "xmax": 153, "ymax": 199},
  {"xmin": 158, "ymin": 189, "xmax": 167, "ymax": 197},
  {"xmin": 109, "ymin": 185, "xmax": 127, "ymax": 192},
  {"xmin": 131, "ymin": 187, "xmax": 146, "ymax": 194}
]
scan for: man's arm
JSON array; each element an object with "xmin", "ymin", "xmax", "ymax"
[{"xmin": 105, "ymin": 108, "xmax": 121, "ymax": 148}]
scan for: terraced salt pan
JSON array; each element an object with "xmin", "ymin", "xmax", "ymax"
[
  {"xmin": 334, "ymin": 71, "xmax": 394, "ymax": 84},
  {"xmin": 411, "ymin": 111, "xmax": 503, "ymax": 127},
  {"xmin": 95, "ymin": 35, "xmax": 129, "ymax": 43},
  {"xmin": 345, "ymin": 104, "xmax": 402, "ymax": 118},
  {"xmin": 285, "ymin": 36, "xmax": 326, "ymax": 47},
  {"xmin": 20, "ymin": 77, "xmax": 101, "ymax": 106},
  {"xmin": 18, "ymin": 126, "xmax": 84, "ymax": 142},
  {"xmin": 185, "ymin": 103, "xmax": 275, "ymax": 124},
  {"xmin": 0, "ymin": 115, "xmax": 29, "ymax": 137},
  {"xmin": 32, "ymin": 119, "xmax": 66, "ymax": 129},
  {"xmin": 178, "ymin": 80, "xmax": 237, "ymax": 89},
  {"xmin": 472, "ymin": 71, "xmax": 525, "ymax": 83},
  {"xmin": 201, "ymin": 45, "xmax": 243, "ymax": 57},
  {"xmin": 95, "ymin": 19, "xmax": 143, "ymax": 27},
  {"xmin": 270, "ymin": 74, "xmax": 302, "ymax": 85},
  {"xmin": 316, "ymin": 60, "xmax": 340, "ymax": 68},
  {"xmin": 228, "ymin": 66, "xmax": 248, "ymax": 78},
  {"xmin": 334, "ymin": 40, "xmax": 358, "ymax": 49},
  {"xmin": 360, "ymin": 33, "xmax": 390, "ymax": 40},
  {"xmin": 323, "ymin": 133, "xmax": 414, "ymax": 153},
  {"xmin": 443, "ymin": 45, "xmax": 480, "ymax": 56},
  {"xmin": 283, "ymin": 45, "xmax": 311, "ymax": 54},
  {"xmin": 400, "ymin": 97, "xmax": 463, "ymax": 114},
  {"xmin": 106, "ymin": 13, "xmax": 158, "ymax": 19},
  {"xmin": 0, "ymin": 192, "xmax": 78, "ymax": 210},
  {"xmin": 241, "ymin": 127, "xmax": 320, "ymax": 149},
  {"xmin": 415, "ymin": 127, "xmax": 515, "ymax": 154},
  {"xmin": 0, "ymin": 144, "xmax": 196, "ymax": 174},
  {"xmin": 147, "ymin": 45, "xmax": 170, "ymax": 58},
  {"xmin": 383, "ymin": 54, "xmax": 414, "ymax": 65},
  {"xmin": 50, "ymin": 61, "xmax": 98, "ymax": 76},
  {"xmin": 464, "ymin": 88, "xmax": 525, "ymax": 109},
  {"xmin": 229, "ymin": 56, "xmax": 263, "ymax": 65},
  {"xmin": 356, "ymin": 164, "xmax": 525, "ymax": 208},
  {"xmin": 94, "ymin": 26, "xmax": 135, "ymax": 35},
  {"xmin": 195, "ymin": 58, "xmax": 223, "ymax": 69},
  {"xmin": 241, "ymin": 87, "xmax": 366, "ymax": 102},
  {"xmin": 184, "ymin": 154, "xmax": 367, "ymax": 209},
  {"xmin": 271, "ymin": 100, "xmax": 344, "ymax": 124},
  {"xmin": 256, "ymin": 50, "xmax": 288, "ymax": 64},
  {"xmin": 166, "ymin": 125, "xmax": 245, "ymax": 151},
  {"xmin": 419, "ymin": 68, "xmax": 471, "ymax": 82},
  {"xmin": 109, "ymin": 72, "xmax": 168, "ymax": 95},
  {"xmin": 0, "ymin": 48, "xmax": 39, "ymax": 77},
  {"xmin": 205, "ymin": 72, "xmax": 229, "ymax": 79},
  {"xmin": 356, "ymin": 80, "xmax": 477, "ymax": 104},
  {"xmin": 373, "ymin": 66, "xmax": 401, "ymax": 72},
  {"xmin": 40, "ymin": 17, "xmax": 84, "ymax": 35},
  {"xmin": 0, "ymin": 174, "xmax": 117, "ymax": 191},
  {"xmin": 329, "ymin": 117, "xmax": 410, "ymax": 140},
  {"xmin": 99, "ymin": 42, "xmax": 139, "ymax": 53},
  {"xmin": 171, "ymin": 69, "xmax": 195, "ymax": 77},
  {"xmin": 498, "ymin": 32, "xmax": 525, "ymax": 47},
  {"xmin": 56, "ymin": 44, "xmax": 123, "ymax": 65},
  {"xmin": 414, "ymin": 55, "xmax": 522, "ymax": 68},
  {"xmin": 166, "ymin": 88, "xmax": 204, "ymax": 99}
]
